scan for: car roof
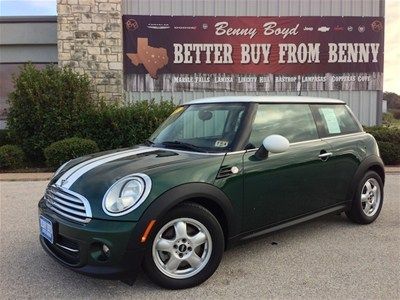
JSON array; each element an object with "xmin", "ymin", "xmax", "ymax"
[{"xmin": 186, "ymin": 96, "xmax": 345, "ymax": 105}]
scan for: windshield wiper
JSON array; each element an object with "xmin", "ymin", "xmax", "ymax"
[
  {"xmin": 144, "ymin": 139, "xmax": 154, "ymax": 146},
  {"xmin": 161, "ymin": 141, "xmax": 207, "ymax": 152}
]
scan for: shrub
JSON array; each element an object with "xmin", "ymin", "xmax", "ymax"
[
  {"xmin": 376, "ymin": 141, "xmax": 400, "ymax": 165},
  {"xmin": 0, "ymin": 129, "xmax": 15, "ymax": 146},
  {"xmin": 7, "ymin": 64, "xmax": 98, "ymax": 162},
  {"xmin": 81, "ymin": 100, "xmax": 176, "ymax": 150},
  {"xmin": 390, "ymin": 109, "xmax": 400, "ymax": 119},
  {"xmin": 365, "ymin": 126, "xmax": 400, "ymax": 165},
  {"xmin": 365, "ymin": 126, "xmax": 400, "ymax": 144},
  {"xmin": 382, "ymin": 112, "xmax": 396, "ymax": 125},
  {"xmin": 44, "ymin": 137, "xmax": 99, "ymax": 168},
  {"xmin": 0, "ymin": 145, "xmax": 25, "ymax": 169}
]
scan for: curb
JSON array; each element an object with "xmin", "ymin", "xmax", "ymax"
[{"xmin": 0, "ymin": 173, "xmax": 53, "ymax": 182}]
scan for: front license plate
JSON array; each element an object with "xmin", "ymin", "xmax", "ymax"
[{"xmin": 39, "ymin": 215, "xmax": 54, "ymax": 244}]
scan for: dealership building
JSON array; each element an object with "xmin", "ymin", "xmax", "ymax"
[{"xmin": 0, "ymin": 0, "xmax": 385, "ymax": 128}]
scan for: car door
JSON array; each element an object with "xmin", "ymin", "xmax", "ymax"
[
  {"xmin": 242, "ymin": 103, "xmax": 339, "ymax": 232},
  {"xmin": 310, "ymin": 104, "xmax": 365, "ymax": 204}
]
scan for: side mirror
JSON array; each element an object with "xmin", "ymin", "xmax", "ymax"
[{"xmin": 254, "ymin": 135, "xmax": 290, "ymax": 159}]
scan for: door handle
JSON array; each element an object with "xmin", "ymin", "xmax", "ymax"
[{"xmin": 318, "ymin": 152, "xmax": 333, "ymax": 161}]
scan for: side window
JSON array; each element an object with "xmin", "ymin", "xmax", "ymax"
[
  {"xmin": 313, "ymin": 105, "xmax": 361, "ymax": 137},
  {"xmin": 248, "ymin": 104, "xmax": 319, "ymax": 147}
]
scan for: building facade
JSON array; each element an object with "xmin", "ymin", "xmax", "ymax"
[
  {"xmin": 0, "ymin": 0, "xmax": 385, "ymax": 127},
  {"xmin": 0, "ymin": 16, "xmax": 57, "ymax": 128}
]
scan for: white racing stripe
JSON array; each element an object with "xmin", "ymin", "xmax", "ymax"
[
  {"xmin": 56, "ymin": 148, "xmax": 137, "ymax": 185},
  {"xmin": 56, "ymin": 146, "xmax": 155, "ymax": 188}
]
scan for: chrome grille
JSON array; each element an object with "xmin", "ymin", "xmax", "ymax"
[{"xmin": 45, "ymin": 185, "xmax": 92, "ymax": 223}]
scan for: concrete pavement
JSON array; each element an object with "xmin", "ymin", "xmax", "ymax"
[{"xmin": 0, "ymin": 175, "xmax": 399, "ymax": 299}]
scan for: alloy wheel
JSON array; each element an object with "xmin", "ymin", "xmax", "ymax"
[
  {"xmin": 361, "ymin": 178, "xmax": 381, "ymax": 217},
  {"xmin": 152, "ymin": 217, "xmax": 213, "ymax": 279}
]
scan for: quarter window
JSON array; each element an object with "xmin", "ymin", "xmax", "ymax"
[
  {"xmin": 248, "ymin": 104, "xmax": 319, "ymax": 147},
  {"xmin": 313, "ymin": 105, "xmax": 361, "ymax": 136}
]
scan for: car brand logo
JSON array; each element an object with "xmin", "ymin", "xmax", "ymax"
[
  {"xmin": 371, "ymin": 20, "xmax": 383, "ymax": 32},
  {"xmin": 126, "ymin": 19, "xmax": 139, "ymax": 31},
  {"xmin": 147, "ymin": 23, "xmax": 170, "ymax": 30},
  {"xmin": 358, "ymin": 25, "xmax": 365, "ymax": 33},
  {"xmin": 303, "ymin": 26, "xmax": 313, "ymax": 31},
  {"xmin": 334, "ymin": 25, "xmax": 344, "ymax": 31},
  {"xmin": 347, "ymin": 26, "xmax": 353, "ymax": 31},
  {"xmin": 317, "ymin": 26, "xmax": 330, "ymax": 32}
]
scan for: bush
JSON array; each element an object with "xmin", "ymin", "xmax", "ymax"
[
  {"xmin": 7, "ymin": 64, "xmax": 98, "ymax": 162},
  {"xmin": 365, "ymin": 126, "xmax": 400, "ymax": 144},
  {"xmin": 390, "ymin": 109, "xmax": 400, "ymax": 119},
  {"xmin": 376, "ymin": 141, "xmax": 400, "ymax": 165},
  {"xmin": 44, "ymin": 137, "xmax": 99, "ymax": 168},
  {"xmin": 365, "ymin": 126, "xmax": 400, "ymax": 165},
  {"xmin": 81, "ymin": 100, "xmax": 176, "ymax": 150},
  {"xmin": 0, "ymin": 145, "xmax": 25, "ymax": 169},
  {"xmin": 0, "ymin": 129, "xmax": 15, "ymax": 146}
]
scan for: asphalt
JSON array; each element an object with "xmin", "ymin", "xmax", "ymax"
[{"xmin": 0, "ymin": 175, "xmax": 399, "ymax": 299}]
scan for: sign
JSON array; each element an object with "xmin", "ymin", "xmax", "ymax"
[{"xmin": 123, "ymin": 16, "xmax": 384, "ymax": 92}]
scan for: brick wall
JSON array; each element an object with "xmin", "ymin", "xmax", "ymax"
[{"xmin": 57, "ymin": 0, "xmax": 122, "ymax": 101}]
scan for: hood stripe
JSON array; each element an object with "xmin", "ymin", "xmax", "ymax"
[
  {"xmin": 56, "ymin": 148, "xmax": 139, "ymax": 186},
  {"xmin": 56, "ymin": 147, "xmax": 155, "ymax": 188}
]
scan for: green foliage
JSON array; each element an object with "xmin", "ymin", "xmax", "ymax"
[
  {"xmin": 382, "ymin": 112, "xmax": 396, "ymax": 125},
  {"xmin": 0, "ymin": 129, "xmax": 15, "ymax": 146},
  {"xmin": 365, "ymin": 126, "xmax": 400, "ymax": 165},
  {"xmin": 44, "ymin": 137, "xmax": 99, "ymax": 168},
  {"xmin": 81, "ymin": 101, "xmax": 176, "ymax": 151},
  {"xmin": 376, "ymin": 141, "xmax": 400, "ymax": 165},
  {"xmin": 383, "ymin": 92, "xmax": 400, "ymax": 110},
  {"xmin": 365, "ymin": 126, "xmax": 400, "ymax": 144},
  {"xmin": 0, "ymin": 145, "xmax": 25, "ymax": 169},
  {"xmin": 390, "ymin": 109, "xmax": 400, "ymax": 120},
  {"xmin": 7, "ymin": 64, "xmax": 98, "ymax": 161}
]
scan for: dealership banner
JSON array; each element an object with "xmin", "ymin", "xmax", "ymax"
[{"xmin": 123, "ymin": 16, "xmax": 384, "ymax": 92}]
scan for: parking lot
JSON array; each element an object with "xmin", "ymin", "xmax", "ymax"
[{"xmin": 0, "ymin": 174, "xmax": 399, "ymax": 299}]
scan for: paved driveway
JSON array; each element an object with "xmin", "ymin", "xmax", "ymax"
[{"xmin": 0, "ymin": 175, "xmax": 399, "ymax": 299}]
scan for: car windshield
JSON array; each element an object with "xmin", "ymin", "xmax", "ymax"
[{"xmin": 148, "ymin": 103, "xmax": 247, "ymax": 153}]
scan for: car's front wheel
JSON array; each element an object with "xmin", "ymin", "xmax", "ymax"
[
  {"xmin": 346, "ymin": 170, "xmax": 384, "ymax": 224},
  {"xmin": 143, "ymin": 203, "xmax": 224, "ymax": 289}
]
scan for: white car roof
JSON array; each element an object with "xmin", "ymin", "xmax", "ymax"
[{"xmin": 186, "ymin": 96, "xmax": 345, "ymax": 105}]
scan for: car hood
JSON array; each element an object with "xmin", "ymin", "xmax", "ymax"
[{"xmin": 49, "ymin": 145, "xmax": 226, "ymax": 221}]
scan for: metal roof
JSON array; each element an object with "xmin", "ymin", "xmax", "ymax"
[{"xmin": 186, "ymin": 96, "xmax": 346, "ymax": 105}]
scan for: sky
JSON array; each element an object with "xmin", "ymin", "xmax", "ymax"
[{"xmin": 0, "ymin": 0, "xmax": 399, "ymax": 94}]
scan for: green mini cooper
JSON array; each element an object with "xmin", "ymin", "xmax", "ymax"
[{"xmin": 39, "ymin": 96, "xmax": 385, "ymax": 289}]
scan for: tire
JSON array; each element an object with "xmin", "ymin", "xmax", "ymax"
[
  {"xmin": 345, "ymin": 170, "xmax": 384, "ymax": 224},
  {"xmin": 142, "ymin": 203, "xmax": 224, "ymax": 289}
]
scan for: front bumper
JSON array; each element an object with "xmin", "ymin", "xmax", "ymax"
[{"xmin": 38, "ymin": 198, "xmax": 144, "ymax": 279}]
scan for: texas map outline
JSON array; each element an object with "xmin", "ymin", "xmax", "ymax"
[{"xmin": 126, "ymin": 38, "xmax": 168, "ymax": 79}]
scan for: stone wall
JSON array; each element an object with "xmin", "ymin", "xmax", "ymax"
[{"xmin": 57, "ymin": 0, "xmax": 122, "ymax": 101}]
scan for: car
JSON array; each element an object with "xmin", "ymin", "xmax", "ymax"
[{"xmin": 38, "ymin": 96, "xmax": 385, "ymax": 289}]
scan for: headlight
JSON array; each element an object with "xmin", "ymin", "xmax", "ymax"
[{"xmin": 102, "ymin": 173, "xmax": 152, "ymax": 216}]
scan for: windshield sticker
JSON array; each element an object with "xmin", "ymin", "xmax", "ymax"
[
  {"xmin": 320, "ymin": 108, "xmax": 341, "ymax": 134},
  {"xmin": 215, "ymin": 140, "xmax": 229, "ymax": 147},
  {"xmin": 170, "ymin": 106, "xmax": 185, "ymax": 116}
]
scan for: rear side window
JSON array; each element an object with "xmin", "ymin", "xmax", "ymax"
[
  {"xmin": 312, "ymin": 105, "xmax": 361, "ymax": 137},
  {"xmin": 248, "ymin": 104, "xmax": 319, "ymax": 146}
]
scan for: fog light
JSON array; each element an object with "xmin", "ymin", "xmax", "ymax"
[{"xmin": 102, "ymin": 244, "xmax": 110, "ymax": 257}]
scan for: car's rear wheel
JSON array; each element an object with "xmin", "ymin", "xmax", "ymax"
[
  {"xmin": 143, "ymin": 203, "xmax": 224, "ymax": 289},
  {"xmin": 346, "ymin": 170, "xmax": 383, "ymax": 224}
]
